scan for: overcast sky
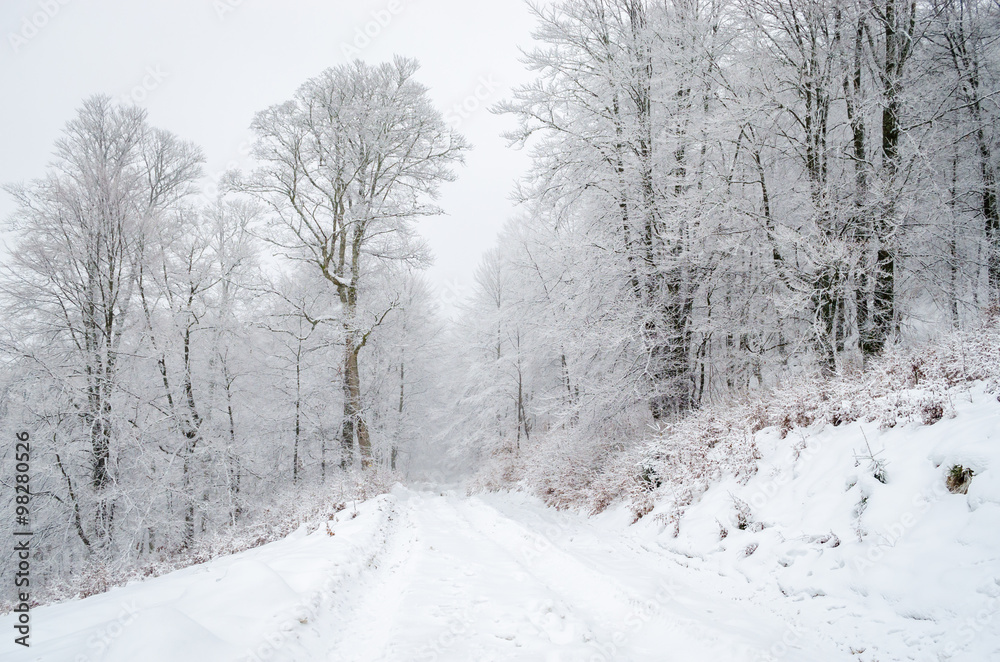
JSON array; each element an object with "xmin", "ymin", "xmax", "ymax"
[{"xmin": 0, "ymin": 0, "xmax": 538, "ymax": 314}]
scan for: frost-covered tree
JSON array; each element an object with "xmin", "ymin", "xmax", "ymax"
[
  {"xmin": 455, "ymin": 0, "xmax": 1000, "ymax": 495},
  {"xmin": 2, "ymin": 96, "xmax": 203, "ymax": 552},
  {"xmin": 244, "ymin": 57, "xmax": 468, "ymax": 468},
  {"xmin": 925, "ymin": 0, "xmax": 1000, "ymax": 309}
]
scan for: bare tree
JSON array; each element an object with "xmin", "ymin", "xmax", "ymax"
[{"xmin": 244, "ymin": 57, "xmax": 468, "ymax": 468}]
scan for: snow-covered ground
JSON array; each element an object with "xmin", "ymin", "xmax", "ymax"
[
  {"xmin": 643, "ymin": 382, "xmax": 1000, "ymax": 661},
  {"xmin": 2, "ymin": 386, "xmax": 997, "ymax": 661}
]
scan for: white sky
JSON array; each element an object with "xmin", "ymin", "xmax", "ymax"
[{"xmin": 0, "ymin": 0, "xmax": 538, "ymax": 315}]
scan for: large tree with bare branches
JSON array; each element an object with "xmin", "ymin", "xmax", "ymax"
[{"xmin": 244, "ymin": 57, "xmax": 468, "ymax": 467}]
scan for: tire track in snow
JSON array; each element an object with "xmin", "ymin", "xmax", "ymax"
[
  {"xmin": 315, "ymin": 490, "xmax": 629, "ymax": 660},
  {"xmin": 465, "ymin": 494, "xmax": 865, "ymax": 661},
  {"xmin": 316, "ymin": 496, "xmax": 421, "ymax": 661},
  {"xmin": 318, "ymin": 489, "xmax": 782, "ymax": 660},
  {"xmin": 275, "ymin": 496, "xmax": 406, "ymax": 661},
  {"xmin": 455, "ymin": 495, "xmax": 778, "ymax": 660}
]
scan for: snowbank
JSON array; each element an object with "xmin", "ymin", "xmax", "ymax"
[
  {"xmin": 638, "ymin": 382, "xmax": 1000, "ymax": 660},
  {"xmin": 0, "ymin": 494, "xmax": 398, "ymax": 662}
]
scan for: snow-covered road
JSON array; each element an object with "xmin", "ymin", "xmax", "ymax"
[
  {"xmin": 0, "ymin": 487, "xmax": 828, "ymax": 662},
  {"xmin": 3, "ymin": 468, "xmax": 997, "ymax": 661},
  {"xmin": 313, "ymin": 489, "xmax": 797, "ymax": 661}
]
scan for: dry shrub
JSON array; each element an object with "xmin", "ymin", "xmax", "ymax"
[
  {"xmin": 921, "ymin": 399, "xmax": 945, "ymax": 425},
  {"xmin": 524, "ymin": 429, "xmax": 615, "ymax": 510},
  {"xmin": 946, "ymin": 465, "xmax": 975, "ymax": 494}
]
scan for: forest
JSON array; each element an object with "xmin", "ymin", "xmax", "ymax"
[{"xmin": 1, "ymin": 0, "xmax": 998, "ymax": 601}]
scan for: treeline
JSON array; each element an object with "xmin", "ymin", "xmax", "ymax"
[
  {"xmin": 448, "ymin": 0, "xmax": 999, "ymax": 467},
  {"xmin": 0, "ymin": 58, "xmax": 458, "ymax": 588}
]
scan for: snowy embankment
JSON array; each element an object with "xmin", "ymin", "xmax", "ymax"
[
  {"xmin": 466, "ymin": 383, "xmax": 999, "ymax": 661},
  {"xmin": 0, "ymin": 497, "xmax": 399, "ymax": 662},
  {"xmin": 0, "ymin": 385, "xmax": 996, "ymax": 661},
  {"xmin": 636, "ymin": 381, "xmax": 1000, "ymax": 660}
]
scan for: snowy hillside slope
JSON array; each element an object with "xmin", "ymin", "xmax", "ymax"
[
  {"xmin": 507, "ymin": 324, "xmax": 1000, "ymax": 528},
  {"xmin": 637, "ymin": 381, "xmax": 1000, "ymax": 661}
]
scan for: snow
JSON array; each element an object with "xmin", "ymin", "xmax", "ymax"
[
  {"xmin": 646, "ymin": 382, "xmax": 1000, "ymax": 660},
  {"xmin": 0, "ymin": 497, "xmax": 398, "ymax": 662},
  {"xmin": 1, "ymin": 384, "xmax": 997, "ymax": 661}
]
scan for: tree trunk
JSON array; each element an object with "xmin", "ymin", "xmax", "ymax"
[
  {"xmin": 870, "ymin": 0, "xmax": 916, "ymax": 353},
  {"xmin": 844, "ymin": 10, "xmax": 879, "ymax": 359},
  {"xmin": 340, "ymin": 332, "xmax": 357, "ymax": 469},
  {"xmin": 293, "ymin": 338, "xmax": 302, "ymax": 483},
  {"xmin": 340, "ymin": 331, "xmax": 371, "ymax": 468}
]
